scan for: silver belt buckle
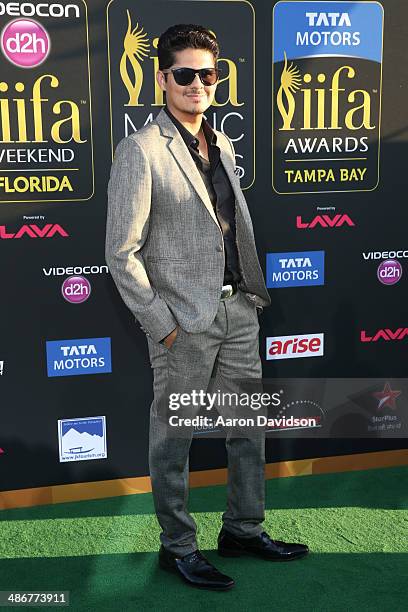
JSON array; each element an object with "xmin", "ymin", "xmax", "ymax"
[{"xmin": 221, "ymin": 284, "xmax": 234, "ymax": 299}]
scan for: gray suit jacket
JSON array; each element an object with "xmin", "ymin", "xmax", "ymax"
[{"xmin": 105, "ymin": 108, "xmax": 271, "ymax": 344}]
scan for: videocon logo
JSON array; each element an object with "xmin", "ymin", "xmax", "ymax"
[{"xmin": 107, "ymin": 0, "xmax": 255, "ymax": 187}]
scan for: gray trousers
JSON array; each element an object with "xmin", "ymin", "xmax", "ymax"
[{"xmin": 146, "ymin": 288, "xmax": 266, "ymax": 556}]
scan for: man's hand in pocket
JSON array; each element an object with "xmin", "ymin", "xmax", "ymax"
[{"xmin": 162, "ymin": 326, "xmax": 179, "ymax": 349}]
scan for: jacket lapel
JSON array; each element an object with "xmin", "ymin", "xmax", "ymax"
[
  {"xmin": 219, "ymin": 147, "xmax": 241, "ymax": 202},
  {"xmin": 155, "ymin": 109, "xmax": 221, "ymax": 229}
]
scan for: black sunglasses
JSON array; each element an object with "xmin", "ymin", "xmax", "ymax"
[{"xmin": 162, "ymin": 67, "xmax": 220, "ymax": 86}]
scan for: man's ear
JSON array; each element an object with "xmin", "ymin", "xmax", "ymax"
[{"xmin": 156, "ymin": 70, "xmax": 166, "ymax": 92}]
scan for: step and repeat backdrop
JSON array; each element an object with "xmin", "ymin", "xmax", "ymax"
[{"xmin": 1, "ymin": 0, "xmax": 407, "ymax": 497}]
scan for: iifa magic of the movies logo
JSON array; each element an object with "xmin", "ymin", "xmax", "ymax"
[
  {"xmin": 272, "ymin": 2, "xmax": 383, "ymax": 194},
  {"xmin": 107, "ymin": 1, "xmax": 255, "ymax": 187},
  {"xmin": 0, "ymin": 1, "xmax": 94, "ymax": 203},
  {"xmin": 119, "ymin": 11, "xmax": 241, "ymax": 111}
]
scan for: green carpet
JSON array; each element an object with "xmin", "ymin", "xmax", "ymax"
[{"xmin": 0, "ymin": 465, "xmax": 407, "ymax": 611}]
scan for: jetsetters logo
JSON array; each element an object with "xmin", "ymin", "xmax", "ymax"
[
  {"xmin": 0, "ymin": 1, "xmax": 94, "ymax": 203},
  {"xmin": 107, "ymin": 0, "xmax": 255, "ymax": 188},
  {"xmin": 272, "ymin": 2, "xmax": 383, "ymax": 194}
]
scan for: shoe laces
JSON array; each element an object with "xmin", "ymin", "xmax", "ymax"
[
  {"xmin": 182, "ymin": 550, "xmax": 212, "ymax": 568},
  {"xmin": 260, "ymin": 531, "xmax": 285, "ymax": 547}
]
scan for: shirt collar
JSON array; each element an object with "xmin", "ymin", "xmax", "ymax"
[{"xmin": 164, "ymin": 105, "xmax": 217, "ymax": 150}]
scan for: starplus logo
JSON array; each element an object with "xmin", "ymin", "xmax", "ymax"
[{"xmin": 372, "ymin": 383, "xmax": 401, "ymax": 411}]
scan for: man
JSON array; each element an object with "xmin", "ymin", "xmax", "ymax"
[{"xmin": 106, "ymin": 24, "xmax": 309, "ymax": 591}]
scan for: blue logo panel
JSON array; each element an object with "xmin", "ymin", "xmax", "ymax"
[
  {"xmin": 267, "ymin": 251, "xmax": 325, "ymax": 287},
  {"xmin": 46, "ymin": 337, "xmax": 112, "ymax": 377},
  {"xmin": 273, "ymin": 2, "xmax": 383, "ymax": 63}
]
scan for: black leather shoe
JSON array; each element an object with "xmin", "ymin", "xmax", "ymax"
[
  {"xmin": 218, "ymin": 529, "xmax": 309, "ymax": 562},
  {"xmin": 159, "ymin": 546, "xmax": 235, "ymax": 590}
]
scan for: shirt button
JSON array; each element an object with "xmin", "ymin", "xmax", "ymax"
[{"xmin": 216, "ymin": 245, "xmax": 223, "ymax": 252}]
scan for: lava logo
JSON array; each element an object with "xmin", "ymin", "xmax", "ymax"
[
  {"xmin": 272, "ymin": 2, "xmax": 383, "ymax": 194},
  {"xmin": 61, "ymin": 275, "xmax": 91, "ymax": 303},
  {"xmin": 296, "ymin": 214, "xmax": 355, "ymax": 229},
  {"xmin": 58, "ymin": 416, "xmax": 107, "ymax": 462},
  {"xmin": 46, "ymin": 337, "xmax": 112, "ymax": 377},
  {"xmin": 107, "ymin": 0, "xmax": 255, "ymax": 187},
  {"xmin": 266, "ymin": 250, "xmax": 324, "ymax": 288},
  {"xmin": 0, "ymin": 223, "xmax": 68, "ymax": 238},
  {"xmin": 266, "ymin": 333, "xmax": 324, "ymax": 360},
  {"xmin": 360, "ymin": 328, "xmax": 408, "ymax": 343},
  {"xmin": 372, "ymin": 383, "xmax": 401, "ymax": 411}
]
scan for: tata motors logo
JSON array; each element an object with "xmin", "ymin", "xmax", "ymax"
[
  {"xmin": 266, "ymin": 333, "xmax": 324, "ymax": 360},
  {"xmin": 107, "ymin": 0, "xmax": 255, "ymax": 187},
  {"xmin": 0, "ymin": 1, "xmax": 94, "ymax": 203},
  {"xmin": 58, "ymin": 416, "xmax": 107, "ymax": 462},
  {"xmin": 266, "ymin": 250, "xmax": 324, "ymax": 288},
  {"xmin": 46, "ymin": 337, "xmax": 112, "ymax": 377},
  {"xmin": 272, "ymin": 2, "xmax": 383, "ymax": 194}
]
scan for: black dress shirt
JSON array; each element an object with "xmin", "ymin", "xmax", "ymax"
[{"xmin": 164, "ymin": 106, "xmax": 241, "ymax": 286}]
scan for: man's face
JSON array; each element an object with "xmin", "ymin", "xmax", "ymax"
[{"xmin": 157, "ymin": 48, "xmax": 217, "ymax": 116}]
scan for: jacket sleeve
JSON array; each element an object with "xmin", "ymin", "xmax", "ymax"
[{"xmin": 105, "ymin": 136, "xmax": 178, "ymax": 343}]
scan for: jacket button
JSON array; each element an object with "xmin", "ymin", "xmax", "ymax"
[{"xmin": 216, "ymin": 245, "xmax": 223, "ymax": 252}]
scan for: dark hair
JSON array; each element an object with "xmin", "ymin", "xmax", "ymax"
[{"xmin": 158, "ymin": 24, "xmax": 219, "ymax": 70}]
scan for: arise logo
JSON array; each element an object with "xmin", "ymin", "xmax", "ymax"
[
  {"xmin": 266, "ymin": 333, "xmax": 324, "ymax": 360},
  {"xmin": 0, "ymin": 223, "xmax": 68, "ymax": 238},
  {"xmin": 360, "ymin": 328, "xmax": 408, "ymax": 342},
  {"xmin": 296, "ymin": 214, "xmax": 355, "ymax": 229}
]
